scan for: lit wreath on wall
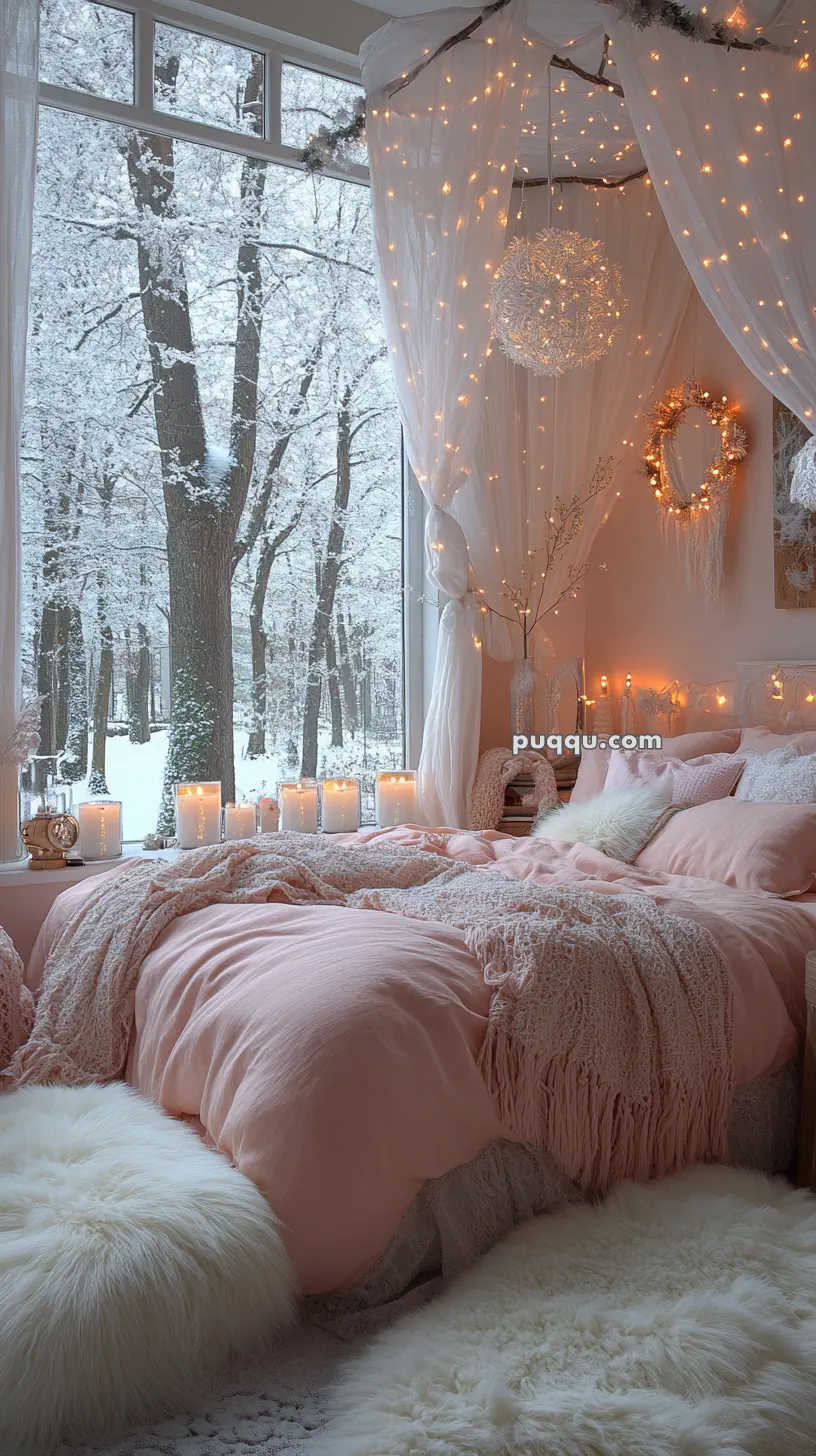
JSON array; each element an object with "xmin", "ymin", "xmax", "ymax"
[
  {"xmin": 641, "ymin": 376, "xmax": 747, "ymax": 605},
  {"xmin": 642, "ymin": 377, "xmax": 746, "ymax": 518}
]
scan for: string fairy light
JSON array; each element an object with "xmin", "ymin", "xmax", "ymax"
[{"xmin": 642, "ymin": 378, "xmax": 747, "ymax": 520}]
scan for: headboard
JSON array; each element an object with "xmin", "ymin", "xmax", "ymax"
[{"xmin": 737, "ymin": 661, "xmax": 816, "ymax": 731}]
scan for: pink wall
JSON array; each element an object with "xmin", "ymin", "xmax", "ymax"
[
  {"xmin": 583, "ymin": 295, "xmax": 816, "ymax": 729},
  {"xmin": 480, "ymin": 291, "xmax": 816, "ymax": 746}
]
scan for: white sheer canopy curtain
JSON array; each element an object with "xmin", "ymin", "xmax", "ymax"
[
  {"xmin": 362, "ymin": 2, "xmax": 552, "ymax": 827},
  {"xmin": 0, "ymin": 0, "xmax": 38, "ymax": 862},
  {"xmin": 609, "ymin": 11, "xmax": 816, "ymax": 428},
  {"xmin": 456, "ymin": 181, "xmax": 691, "ymax": 682}
]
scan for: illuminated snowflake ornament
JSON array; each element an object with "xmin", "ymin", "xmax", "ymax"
[{"xmin": 490, "ymin": 228, "xmax": 627, "ymax": 377}]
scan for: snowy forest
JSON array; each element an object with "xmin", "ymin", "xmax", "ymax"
[{"xmin": 22, "ymin": 1, "xmax": 404, "ymax": 837}]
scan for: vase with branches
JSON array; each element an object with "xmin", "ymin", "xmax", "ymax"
[{"xmin": 479, "ymin": 457, "xmax": 614, "ymax": 739}]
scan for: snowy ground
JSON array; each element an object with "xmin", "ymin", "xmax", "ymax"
[{"xmin": 62, "ymin": 730, "xmax": 399, "ymax": 842}]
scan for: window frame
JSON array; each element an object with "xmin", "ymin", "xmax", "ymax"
[
  {"xmin": 35, "ymin": 0, "xmax": 430, "ymax": 777},
  {"xmin": 39, "ymin": 0, "xmax": 370, "ymax": 183}
]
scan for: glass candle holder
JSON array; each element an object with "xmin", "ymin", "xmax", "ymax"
[
  {"xmin": 77, "ymin": 800, "xmax": 123, "ymax": 860},
  {"xmin": 278, "ymin": 779, "xmax": 319, "ymax": 833},
  {"xmin": 319, "ymin": 777, "xmax": 361, "ymax": 833},
  {"xmin": 258, "ymin": 795, "xmax": 280, "ymax": 832},
  {"xmin": 375, "ymin": 770, "xmax": 419, "ymax": 828},
  {"xmin": 223, "ymin": 801, "xmax": 257, "ymax": 840},
  {"xmin": 175, "ymin": 782, "xmax": 222, "ymax": 849}
]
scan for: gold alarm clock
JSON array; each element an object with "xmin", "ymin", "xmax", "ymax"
[{"xmin": 21, "ymin": 811, "xmax": 81, "ymax": 870}]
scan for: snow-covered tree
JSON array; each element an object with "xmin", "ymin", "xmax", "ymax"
[{"xmin": 23, "ymin": 8, "xmax": 404, "ymax": 834}]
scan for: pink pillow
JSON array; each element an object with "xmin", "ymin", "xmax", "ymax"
[
  {"xmin": 740, "ymin": 726, "xmax": 816, "ymax": 757},
  {"xmin": 636, "ymin": 798, "xmax": 816, "ymax": 897},
  {"xmin": 571, "ymin": 728, "xmax": 742, "ymax": 805},
  {"xmin": 603, "ymin": 751, "xmax": 745, "ymax": 806}
]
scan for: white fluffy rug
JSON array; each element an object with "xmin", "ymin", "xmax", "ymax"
[
  {"xmin": 0, "ymin": 1084, "xmax": 295, "ymax": 1454},
  {"xmin": 313, "ymin": 1165, "xmax": 816, "ymax": 1456}
]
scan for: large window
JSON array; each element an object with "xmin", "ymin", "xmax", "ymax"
[{"xmin": 24, "ymin": 2, "xmax": 405, "ymax": 837}]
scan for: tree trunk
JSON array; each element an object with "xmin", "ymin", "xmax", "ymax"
[
  {"xmin": 326, "ymin": 625, "xmax": 343, "ymax": 748},
  {"xmin": 61, "ymin": 607, "xmax": 88, "ymax": 783},
  {"xmin": 246, "ymin": 506, "xmax": 306, "ymax": 758},
  {"xmin": 36, "ymin": 600, "xmax": 70, "ymax": 766},
  {"xmin": 247, "ymin": 540, "xmax": 273, "ymax": 758},
  {"xmin": 336, "ymin": 607, "xmax": 358, "ymax": 735},
  {"xmin": 128, "ymin": 622, "xmax": 151, "ymax": 744},
  {"xmin": 88, "ymin": 607, "xmax": 114, "ymax": 796},
  {"xmin": 301, "ymin": 384, "xmax": 353, "ymax": 777},
  {"xmin": 35, "ymin": 447, "xmax": 78, "ymax": 774},
  {"xmin": 125, "ymin": 55, "xmax": 266, "ymax": 831}
]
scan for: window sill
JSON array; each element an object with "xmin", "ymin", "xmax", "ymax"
[
  {"xmin": 0, "ymin": 842, "xmax": 178, "ymax": 891},
  {"xmin": 0, "ymin": 831, "xmax": 387, "ymax": 890}
]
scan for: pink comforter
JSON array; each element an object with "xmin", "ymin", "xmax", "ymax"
[{"xmin": 26, "ymin": 830, "xmax": 816, "ymax": 1294}]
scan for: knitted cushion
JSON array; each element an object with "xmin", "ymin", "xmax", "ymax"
[
  {"xmin": 471, "ymin": 749, "xmax": 558, "ymax": 831},
  {"xmin": 604, "ymin": 750, "xmax": 745, "ymax": 807}
]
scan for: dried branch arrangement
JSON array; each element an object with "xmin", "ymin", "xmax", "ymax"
[{"xmin": 477, "ymin": 457, "xmax": 615, "ymax": 657}]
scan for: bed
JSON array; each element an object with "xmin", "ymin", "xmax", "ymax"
[{"xmin": 25, "ymin": 809, "xmax": 816, "ymax": 1321}]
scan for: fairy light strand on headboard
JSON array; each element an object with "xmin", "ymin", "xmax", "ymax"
[{"xmin": 606, "ymin": 665, "xmax": 816, "ymax": 729}]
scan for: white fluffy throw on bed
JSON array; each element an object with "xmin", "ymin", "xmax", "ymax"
[{"xmin": 533, "ymin": 781, "xmax": 675, "ymax": 862}]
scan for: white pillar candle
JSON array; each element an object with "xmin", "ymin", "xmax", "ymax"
[
  {"xmin": 78, "ymin": 800, "xmax": 122, "ymax": 861},
  {"xmin": 259, "ymin": 796, "xmax": 280, "ymax": 833},
  {"xmin": 278, "ymin": 780, "xmax": 319, "ymax": 833},
  {"xmin": 375, "ymin": 770, "xmax": 419, "ymax": 828},
  {"xmin": 175, "ymin": 782, "xmax": 222, "ymax": 849},
  {"xmin": 320, "ymin": 778, "xmax": 361, "ymax": 833},
  {"xmin": 224, "ymin": 801, "xmax": 257, "ymax": 841}
]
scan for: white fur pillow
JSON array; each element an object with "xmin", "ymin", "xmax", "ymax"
[
  {"xmin": 735, "ymin": 743, "xmax": 816, "ymax": 803},
  {"xmin": 532, "ymin": 781, "xmax": 674, "ymax": 863},
  {"xmin": 0, "ymin": 1083, "xmax": 295, "ymax": 1451}
]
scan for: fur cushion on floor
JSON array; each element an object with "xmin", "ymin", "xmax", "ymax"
[
  {"xmin": 314, "ymin": 1165, "xmax": 816, "ymax": 1456},
  {"xmin": 532, "ymin": 779, "xmax": 674, "ymax": 862},
  {"xmin": 0, "ymin": 1083, "xmax": 295, "ymax": 1454}
]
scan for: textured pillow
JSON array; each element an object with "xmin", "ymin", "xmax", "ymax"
[
  {"xmin": 636, "ymin": 798, "xmax": 816, "ymax": 897},
  {"xmin": 736, "ymin": 744, "xmax": 816, "ymax": 803},
  {"xmin": 740, "ymin": 726, "xmax": 816, "ymax": 757},
  {"xmin": 603, "ymin": 751, "xmax": 745, "ymax": 806},
  {"xmin": 570, "ymin": 729, "xmax": 742, "ymax": 805},
  {"xmin": 533, "ymin": 781, "xmax": 674, "ymax": 864}
]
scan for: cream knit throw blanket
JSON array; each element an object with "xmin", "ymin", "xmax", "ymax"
[
  {"xmin": 0, "ymin": 928, "xmax": 34, "ymax": 1076},
  {"xmin": 10, "ymin": 836, "xmax": 733, "ymax": 1191}
]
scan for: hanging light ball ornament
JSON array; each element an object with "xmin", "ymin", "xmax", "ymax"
[{"xmin": 490, "ymin": 228, "xmax": 628, "ymax": 378}]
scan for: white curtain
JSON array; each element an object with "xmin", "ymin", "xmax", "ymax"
[
  {"xmin": 609, "ymin": 15, "xmax": 816, "ymax": 427},
  {"xmin": 0, "ymin": 0, "xmax": 38, "ymax": 862},
  {"xmin": 456, "ymin": 181, "xmax": 691, "ymax": 684},
  {"xmin": 362, "ymin": 1, "xmax": 551, "ymax": 827}
]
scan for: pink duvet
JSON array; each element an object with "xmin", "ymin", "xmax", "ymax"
[{"xmin": 26, "ymin": 830, "xmax": 816, "ymax": 1294}]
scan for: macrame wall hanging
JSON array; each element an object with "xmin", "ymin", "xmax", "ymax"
[{"xmin": 642, "ymin": 375, "xmax": 747, "ymax": 607}]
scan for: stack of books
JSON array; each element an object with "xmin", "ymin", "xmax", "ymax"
[{"xmin": 498, "ymin": 755, "xmax": 579, "ymax": 837}]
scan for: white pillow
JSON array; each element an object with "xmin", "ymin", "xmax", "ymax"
[
  {"xmin": 532, "ymin": 781, "xmax": 674, "ymax": 864},
  {"xmin": 735, "ymin": 743, "xmax": 816, "ymax": 803}
]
